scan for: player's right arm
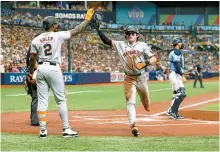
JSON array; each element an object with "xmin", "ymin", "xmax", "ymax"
[
  {"xmin": 68, "ymin": 20, "xmax": 89, "ymax": 38},
  {"xmin": 91, "ymin": 19, "xmax": 113, "ymax": 47}
]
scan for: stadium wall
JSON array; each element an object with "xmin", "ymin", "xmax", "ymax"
[
  {"xmin": 159, "ymin": 14, "xmax": 204, "ymax": 26},
  {"xmin": 1, "ymin": 72, "xmax": 218, "ymax": 85},
  {"xmin": 116, "ymin": 1, "xmax": 156, "ymax": 25},
  {"xmin": 14, "ymin": 8, "xmax": 116, "ymax": 23},
  {"xmin": 1, "ymin": 73, "xmax": 110, "ymax": 85},
  {"xmin": 2, "ymin": 4, "xmax": 218, "ymax": 26},
  {"xmin": 208, "ymin": 15, "xmax": 219, "ymax": 25}
]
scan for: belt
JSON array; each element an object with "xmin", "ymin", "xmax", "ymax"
[
  {"xmin": 38, "ymin": 62, "xmax": 57, "ymax": 66},
  {"xmin": 125, "ymin": 72, "xmax": 142, "ymax": 76}
]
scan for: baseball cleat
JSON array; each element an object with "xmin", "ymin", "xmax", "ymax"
[
  {"xmin": 166, "ymin": 110, "xmax": 171, "ymax": 116},
  {"xmin": 39, "ymin": 129, "xmax": 47, "ymax": 139},
  {"xmin": 31, "ymin": 122, "xmax": 39, "ymax": 126},
  {"xmin": 169, "ymin": 112, "xmax": 177, "ymax": 120},
  {"xmin": 131, "ymin": 127, "xmax": 139, "ymax": 137},
  {"xmin": 176, "ymin": 114, "xmax": 184, "ymax": 119},
  {"xmin": 63, "ymin": 128, "xmax": 79, "ymax": 138}
]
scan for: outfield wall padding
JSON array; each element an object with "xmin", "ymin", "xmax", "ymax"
[
  {"xmin": 1, "ymin": 72, "xmax": 218, "ymax": 85},
  {"xmin": 1, "ymin": 73, "xmax": 110, "ymax": 85}
]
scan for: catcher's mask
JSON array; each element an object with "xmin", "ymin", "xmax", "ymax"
[
  {"xmin": 172, "ymin": 37, "xmax": 185, "ymax": 49},
  {"xmin": 124, "ymin": 26, "xmax": 140, "ymax": 40}
]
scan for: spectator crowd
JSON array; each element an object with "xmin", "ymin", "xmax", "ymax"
[
  {"xmin": 14, "ymin": 1, "xmax": 112, "ymax": 11},
  {"xmin": 1, "ymin": 10, "xmax": 219, "ymax": 75},
  {"xmin": 1, "ymin": 24, "xmax": 219, "ymax": 75}
]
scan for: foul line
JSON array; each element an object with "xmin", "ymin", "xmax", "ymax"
[
  {"xmin": 137, "ymin": 122, "xmax": 219, "ymax": 127},
  {"xmin": 151, "ymin": 98, "xmax": 220, "ymax": 116},
  {"xmin": 5, "ymin": 90, "xmax": 101, "ymax": 97},
  {"xmin": 5, "ymin": 87, "xmax": 174, "ymax": 97},
  {"xmin": 151, "ymin": 88, "xmax": 172, "ymax": 92}
]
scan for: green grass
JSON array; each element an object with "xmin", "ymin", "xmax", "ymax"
[
  {"xmin": 198, "ymin": 102, "xmax": 220, "ymax": 112},
  {"xmin": 1, "ymin": 81, "xmax": 219, "ymax": 112},
  {"xmin": 1, "ymin": 80, "xmax": 219, "ymax": 151},
  {"xmin": 1, "ymin": 133, "xmax": 219, "ymax": 151}
]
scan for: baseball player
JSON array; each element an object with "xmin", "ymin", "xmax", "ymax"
[
  {"xmin": 29, "ymin": 9, "xmax": 95, "ymax": 138},
  {"xmin": 91, "ymin": 20, "xmax": 157, "ymax": 137},
  {"xmin": 166, "ymin": 37, "xmax": 187, "ymax": 120}
]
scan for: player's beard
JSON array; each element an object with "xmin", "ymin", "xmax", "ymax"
[
  {"xmin": 54, "ymin": 28, "xmax": 58, "ymax": 32},
  {"xmin": 54, "ymin": 25, "xmax": 60, "ymax": 32}
]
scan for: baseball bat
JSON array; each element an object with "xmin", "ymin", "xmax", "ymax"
[{"xmin": 20, "ymin": 67, "xmax": 32, "ymax": 78}]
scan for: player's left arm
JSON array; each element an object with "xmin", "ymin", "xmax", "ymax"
[
  {"xmin": 143, "ymin": 43, "xmax": 157, "ymax": 66},
  {"xmin": 90, "ymin": 19, "xmax": 113, "ymax": 46}
]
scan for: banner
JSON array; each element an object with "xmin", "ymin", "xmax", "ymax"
[
  {"xmin": 110, "ymin": 72, "xmax": 125, "ymax": 82},
  {"xmin": 160, "ymin": 15, "xmax": 204, "ymax": 27},
  {"xmin": 116, "ymin": 2, "xmax": 156, "ymax": 25},
  {"xmin": 1, "ymin": 72, "xmax": 110, "ymax": 85},
  {"xmin": 1, "ymin": 72, "xmax": 217, "ymax": 85},
  {"xmin": 208, "ymin": 15, "xmax": 219, "ymax": 25},
  {"xmin": 15, "ymin": 8, "xmax": 116, "ymax": 23}
]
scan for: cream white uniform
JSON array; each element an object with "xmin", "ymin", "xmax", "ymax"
[
  {"xmin": 30, "ymin": 31, "xmax": 71, "ymax": 131},
  {"xmin": 113, "ymin": 41, "xmax": 154, "ymax": 127}
]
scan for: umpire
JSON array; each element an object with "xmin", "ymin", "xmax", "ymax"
[
  {"xmin": 25, "ymin": 35, "xmax": 39, "ymax": 126},
  {"xmin": 193, "ymin": 61, "xmax": 204, "ymax": 88}
]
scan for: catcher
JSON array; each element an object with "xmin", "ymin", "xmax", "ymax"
[
  {"xmin": 91, "ymin": 20, "xmax": 157, "ymax": 137},
  {"xmin": 166, "ymin": 37, "xmax": 187, "ymax": 119}
]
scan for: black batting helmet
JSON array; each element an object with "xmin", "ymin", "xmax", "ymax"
[
  {"xmin": 125, "ymin": 26, "xmax": 139, "ymax": 34},
  {"xmin": 43, "ymin": 16, "xmax": 58, "ymax": 30}
]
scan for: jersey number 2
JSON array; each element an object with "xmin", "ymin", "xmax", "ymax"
[{"xmin": 44, "ymin": 44, "xmax": 52, "ymax": 56}]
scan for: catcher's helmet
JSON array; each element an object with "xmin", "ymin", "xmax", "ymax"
[
  {"xmin": 43, "ymin": 16, "xmax": 58, "ymax": 30},
  {"xmin": 125, "ymin": 26, "xmax": 139, "ymax": 34},
  {"xmin": 172, "ymin": 37, "xmax": 183, "ymax": 45}
]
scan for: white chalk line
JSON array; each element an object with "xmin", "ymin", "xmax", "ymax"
[
  {"xmin": 70, "ymin": 119, "xmax": 219, "ymax": 127},
  {"xmin": 71, "ymin": 114, "xmax": 128, "ymax": 118},
  {"xmin": 5, "ymin": 93, "xmax": 27, "ymax": 96},
  {"xmin": 71, "ymin": 114, "xmax": 217, "ymax": 124},
  {"xmin": 151, "ymin": 88, "xmax": 172, "ymax": 92},
  {"xmin": 4, "ymin": 86, "xmax": 174, "ymax": 97},
  {"xmin": 5, "ymin": 81, "xmax": 218, "ymax": 97},
  {"xmin": 151, "ymin": 98, "xmax": 220, "ymax": 116},
  {"xmin": 69, "ymin": 97, "xmax": 219, "ymax": 126},
  {"xmin": 5, "ymin": 90, "xmax": 102, "ymax": 97},
  {"xmin": 70, "ymin": 114, "xmax": 219, "ymax": 127},
  {"xmin": 137, "ymin": 122, "xmax": 219, "ymax": 127}
]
